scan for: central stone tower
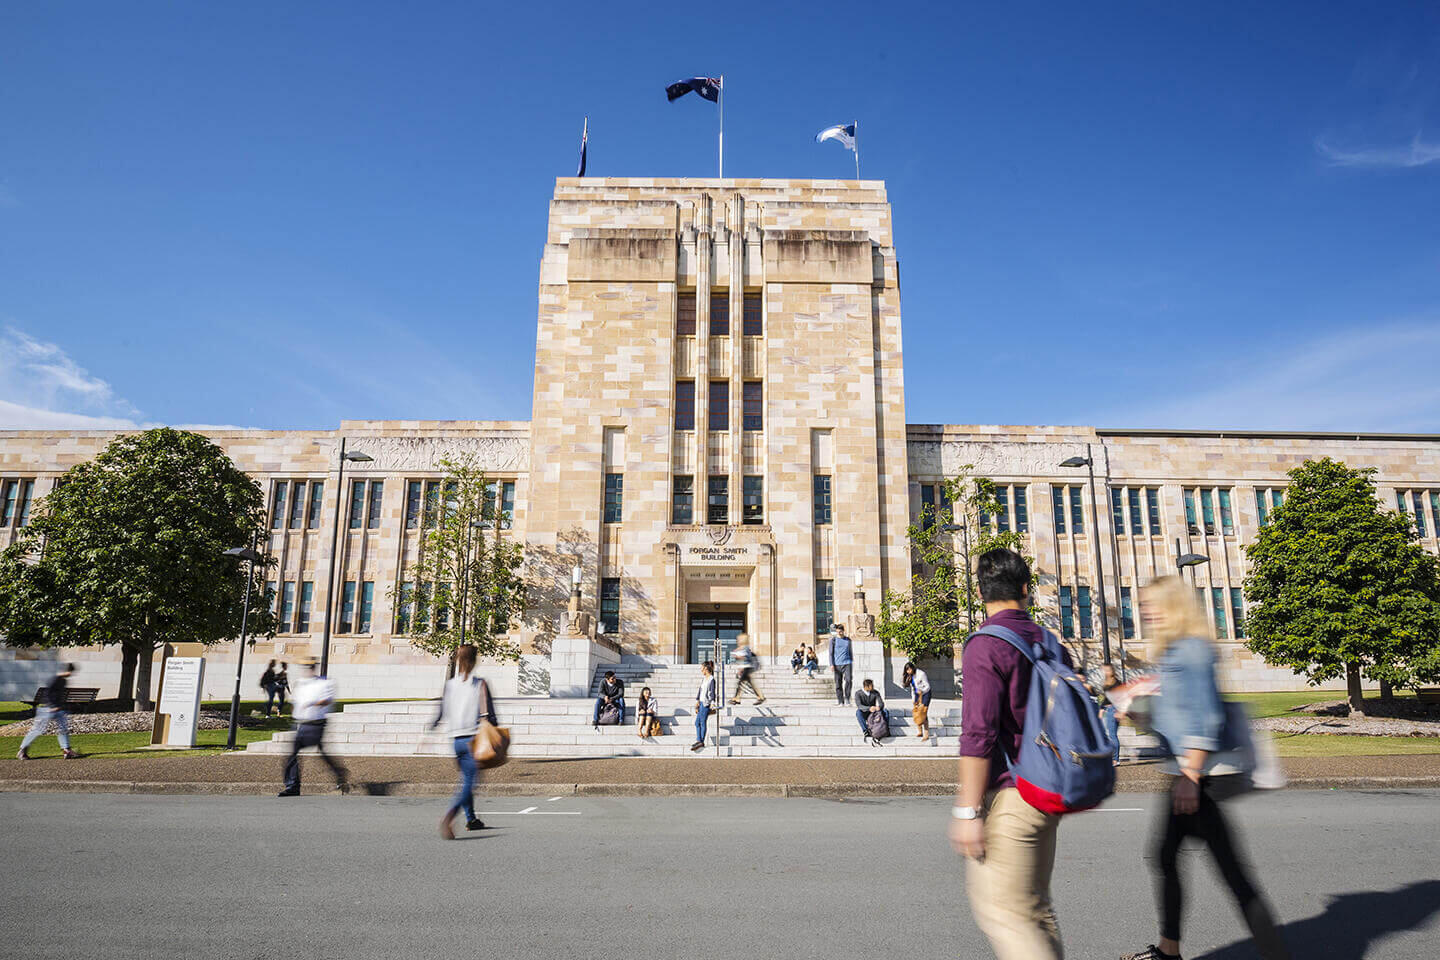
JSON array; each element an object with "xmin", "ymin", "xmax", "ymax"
[{"xmin": 527, "ymin": 178, "xmax": 908, "ymax": 668}]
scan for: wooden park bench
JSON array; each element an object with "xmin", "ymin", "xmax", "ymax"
[{"xmin": 26, "ymin": 686, "xmax": 101, "ymax": 711}]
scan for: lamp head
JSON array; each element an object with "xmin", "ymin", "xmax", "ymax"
[
  {"xmin": 344, "ymin": 452, "xmax": 373, "ymax": 463},
  {"xmin": 1059, "ymin": 456, "xmax": 1089, "ymax": 468}
]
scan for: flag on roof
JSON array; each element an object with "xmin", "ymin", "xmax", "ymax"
[
  {"xmin": 666, "ymin": 76, "xmax": 722, "ymax": 103},
  {"xmin": 577, "ymin": 118, "xmax": 588, "ymax": 177},
  {"xmin": 816, "ymin": 122, "xmax": 857, "ymax": 151}
]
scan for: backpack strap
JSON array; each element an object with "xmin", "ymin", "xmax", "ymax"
[{"xmin": 967, "ymin": 623, "xmax": 1039, "ymax": 662}]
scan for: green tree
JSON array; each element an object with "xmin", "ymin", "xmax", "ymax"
[
  {"xmin": 388, "ymin": 457, "xmax": 524, "ymax": 668},
  {"xmin": 878, "ymin": 470, "xmax": 1037, "ymax": 665},
  {"xmin": 0, "ymin": 428, "xmax": 277, "ymax": 709},
  {"xmin": 1243, "ymin": 457, "xmax": 1440, "ymax": 714}
]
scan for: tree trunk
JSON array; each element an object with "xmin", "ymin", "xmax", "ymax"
[
  {"xmin": 116, "ymin": 643, "xmax": 138, "ymax": 710},
  {"xmin": 1346, "ymin": 663, "xmax": 1366, "ymax": 717},
  {"xmin": 135, "ymin": 644, "xmax": 157, "ymax": 712},
  {"xmin": 1379, "ymin": 679, "xmax": 1393, "ymax": 700}
]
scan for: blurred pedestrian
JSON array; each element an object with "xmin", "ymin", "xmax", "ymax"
[
  {"xmin": 260, "ymin": 659, "xmax": 288, "ymax": 718},
  {"xmin": 829, "ymin": 623, "xmax": 853, "ymax": 704},
  {"xmin": 1099, "ymin": 663, "xmax": 1121, "ymax": 764},
  {"xmin": 1120, "ymin": 576, "xmax": 1289, "ymax": 960},
  {"xmin": 855, "ymin": 678, "xmax": 887, "ymax": 744},
  {"xmin": 691, "ymin": 660, "xmax": 716, "ymax": 752},
  {"xmin": 430, "ymin": 644, "xmax": 493, "ymax": 839},
  {"xmin": 277, "ymin": 658, "xmax": 349, "ymax": 798},
  {"xmin": 903, "ymin": 661, "xmax": 931, "ymax": 739},
  {"xmin": 636, "ymin": 686, "xmax": 660, "ymax": 738},
  {"xmin": 728, "ymin": 633, "xmax": 765, "ymax": 705},
  {"xmin": 950, "ymin": 548, "xmax": 1071, "ymax": 960},
  {"xmin": 17, "ymin": 663, "xmax": 78, "ymax": 760}
]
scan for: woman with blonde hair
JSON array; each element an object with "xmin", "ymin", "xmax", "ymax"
[
  {"xmin": 1120, "ymin": 576, "xmax": 1288, "ymax": 960},
  {"xmin": 430, "ymin": 644, "xmax": 495, "ymax": 840}
]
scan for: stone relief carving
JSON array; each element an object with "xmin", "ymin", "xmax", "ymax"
[
  {"xmin": 908, "ymin": 441, "xmax": 1088, "ymax": 478},
  {"xmin": 340, "ymin": 436, "xmax": 530, "ymax": 473}
]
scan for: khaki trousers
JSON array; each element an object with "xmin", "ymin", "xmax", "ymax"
[{"xmin": 965, "ymin": 787, "xmax": 1063, "ymax": 960}]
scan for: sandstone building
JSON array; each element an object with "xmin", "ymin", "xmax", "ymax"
[{"xmin": 2, "ymin": 178, "xmax": 1437, "ymax": 700}]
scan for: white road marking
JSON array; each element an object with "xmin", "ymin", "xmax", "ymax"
[
  {"xmin": 518, "ymin": 805, "xmax": 538, "ymax": 814},
  {"xmin": 547, "ymin": 796, "xmax": 563, "ymax": 802},
  {"xmin": 487, "ymin": 810, "xmax": 582, "ymax": 816}
]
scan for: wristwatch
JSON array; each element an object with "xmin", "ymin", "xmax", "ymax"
[{"xmin": 951, "ymin": 805, "xmax": 981, "ymax": 821}]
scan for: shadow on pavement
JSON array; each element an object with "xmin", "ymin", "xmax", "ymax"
[{"xmin": 1195, "ymin": 880, "xmax": 1440, "ymax": 959}]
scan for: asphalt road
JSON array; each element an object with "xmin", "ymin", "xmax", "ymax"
[{"xmin": 2, "ymin": 790, "xmax": 1437, "ymax": 960}]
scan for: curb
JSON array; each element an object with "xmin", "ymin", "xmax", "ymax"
[{"xmin": 4, "ymin": 776, "xmax": 1440, "ymax": 798}]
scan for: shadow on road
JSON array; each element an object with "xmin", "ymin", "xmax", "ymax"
[{"xmin": 1195, "ymin": 880, "xmax": 1440, "ymax": 959}]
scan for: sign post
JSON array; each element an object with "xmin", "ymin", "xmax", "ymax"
[{"xmin": 150, "ymin": 643, "xmax": 206, "ymax": 748}]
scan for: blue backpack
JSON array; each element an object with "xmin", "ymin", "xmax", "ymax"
[{"xmin": 968, "ymin": 624, "xmax": 1117, "ymax": 815}]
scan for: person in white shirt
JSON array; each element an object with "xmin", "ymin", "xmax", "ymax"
[
  {"xmin": 278, "ymin": 659, "xmax": 349, "ymax": 797},
  {"xmin": 635, "ymin": 687, "xmax": 660, "ymax": 738},
  {"xmin": 691, "ymin": 660, "xmax": 717, "ymax": 752},
  {"xmin": 430, "ymin": 644, "xmax": 496, "ymax": 839},
  {"xmin": 903, "ymin": 661, "xmax": 932, "ymax": 739}
]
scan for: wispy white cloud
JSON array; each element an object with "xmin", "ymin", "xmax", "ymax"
[
  {"xmin": 1089, "ymin": 320, "xmax": 1440, "ymax": 433},
  {"xmin": 1316, "ymin": 134, "xmax": 1440, "ymax": 169},
  {"xmin": 0, "ymin": 326, "xmax": 145, "ymax": 429}
]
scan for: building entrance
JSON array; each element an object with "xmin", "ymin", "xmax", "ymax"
[{"xmin": 688, "ymin": 610, "xmax": 746, "ymax": 664}]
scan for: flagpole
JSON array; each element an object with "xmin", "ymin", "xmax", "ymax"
[
  {"xmin": 854, "ymin": 120, "xmax": 860, "ymax": 180},
  {"xmin": 718, "ymin": 75, "xmax": 725, "ymax": 179}
]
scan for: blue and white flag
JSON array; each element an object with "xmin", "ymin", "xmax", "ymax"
[
  {"xmin": 816, "ymin": 122, "xmax": 857, "ymax": 151},
  {"xmin": 666, "ymin": 76, "xmax": 722, "ymax": 103},
  {"xmin": 577, "ymin": 118, "xmax": 588, "ymax": 177}
]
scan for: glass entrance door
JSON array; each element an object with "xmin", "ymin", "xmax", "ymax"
[{"xmin": 688, "ymin": 611, "xmax": 746, "ymax": 664}]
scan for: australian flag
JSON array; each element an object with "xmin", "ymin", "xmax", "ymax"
[{"xmin": 666, "ymin": 76, "xmax": 722, "ymax": 103}]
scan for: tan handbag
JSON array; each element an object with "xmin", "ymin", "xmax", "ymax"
[
  {"xmin": 470, "ymin": 679, "xmax": 511, "ymax": 768},
  {"xmin": 912, "ymin": 702, "xmax": 929, "ymax": 727},
  {"xmin": 647, "ymin": 716, "xmax": 662, "ymax": 738}
]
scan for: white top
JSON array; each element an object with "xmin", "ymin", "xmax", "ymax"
[
  {"xmin": 635, "ymin": 697, "xmax": 659, "ymax": 715},
  {"xmin": 292, "ymin": 675, "xmax": 338, "ymax": 723},
  {"xmin": 696, "ymin": 675, "xmax": 716, "ymax": 705},
  {"xmin": 437, "ymin": 674, "xmax": 488, "ymax": 738},
  {"xmin": 910, "ymin": 668, "xmax": 931, "ymax": 696}
]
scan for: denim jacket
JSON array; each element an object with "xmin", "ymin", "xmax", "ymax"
[{"xmin": 1151, "ymin": 634, "xmax": 1228, "ymax": 757}]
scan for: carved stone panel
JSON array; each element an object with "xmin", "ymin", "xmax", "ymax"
[
  {"xmin": 338, "ymin": 436, "xmax": 530, "ymax": 473},
  {"xmin": 907, "ymin": 441, "xmax": 1089, "ymax": 479}
]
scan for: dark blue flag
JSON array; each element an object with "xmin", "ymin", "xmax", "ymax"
[
  {"xmin": 666, "ymin": 77, "xmax": 721, "ymax": 103},
  {"xmin": 577, "ymin": 119, "xmax": 588, "ymax": 177}
]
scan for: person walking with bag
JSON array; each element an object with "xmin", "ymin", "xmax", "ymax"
[
  {"xmin": 1120, "ymin": 577, "xmax": 1289, "ymax": 960},
  {"xmin": 278, "ymin": 658, "xmax": 349, "ymax": 798},
  {"xmin": 431, "ymin": 644, "xmax": 496, "ymax": 839},
  {"xmin": 728, "ymin": 633, "xmax": 765, "ymax": 705},
  {"xmin": 903, "ymin": 661, "xmax": 931, "ymax": 739},
  {"xmin": 17, "ymin": 663, "xmax": 78, "ymax": 760}
]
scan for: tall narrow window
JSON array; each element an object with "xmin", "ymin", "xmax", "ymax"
[
  {"xmin": 1059, "ymin": 586, "xmax": 1075, "ymax": 639},
  {"xmin": 742, "ymin": 381, "xmax": 762, "ymax": 431},
  {"xmin": 1069, "ymin": 486, "xmax": 1085, "ymax": 534},
  {"xmin": 289, "ymin": 481, "xmax": 306, "ymax": 528},
  {"xmin": 814, "ymin": 475, "xmax": 833, "ymax": 525},
  {"xmin": 349, "ymin": 479, "xmax": 365, "ymax": 529},
  {"xmin": 979, "ymin": 496, "xmax": 991, "ymax": 530},
  {"xmin": 367, "ymin": 480, "xmax": 384, "ymax": 528},
  {"xmin": 423, "ymin": 481, "xmax": 440, "ymax": 528},
  {"xmin": 271, "ymin": 482, "xmax": 287, "ymax": 530},
  {"xmin": 708, "ymin": 380, "xmax": 729, "ymax": 431},
  {"xmin": 359, "ymin": 582, "xmax": 374, "ymax": 633},
  {"xmin": 1, "ymin": 480, "xmax": 16, "ymax": 526},
  {"xmin": 266, "ymin": 581, "xmax": 277, "ymax": 615},
  {"xmin": 677, "ymin": 292, "xmax": 697, "ymax": 336},
  {"xmin": 600, "ymin": 577, "xmax": 620, "ymax": 635},
  {"xmin": 308, "ymin": 482, "xmax": 324, "ymax": 529},
  {"xmin": 405, "ymin": 481, "xmax": 422, "ymax": 529},
  {"xmin": 1211, "ymin": 587, "xmax": 1228, "ymax": 639},
  {"xmin": 1199, "ymin": 488, "xmax": 1217, "ymax": 536},
  {"xmin": 742, "ymin": 292, "xmax": 762, "ymax": 336},
  {"xmin": 996, "ymin": 486, "xmax": 1010, "ymax": 533},
  {"xmin": 499, "ymin": 480, "xmax": 516, "ymax": 530},
  {"xmin": 339, "ymin": 582, "xmax": 357, "ymax": 633},
  {"xmin": 1128, "ymin": 488, "xmax": 1143, "ymax": 536},
  {"xmin": 1078, "ymin": 585, "xmax": 1093, "ymax": 639},
  {"xmin": 396, "ymin": 582, "xmax": 414, "ymax": 634},
  {"xmin": 1413, "ymin": 491, "xmax": 1428, "ymax": 538},
  {"xmin": 709, "ymin": 291, "xmax": 729, "ymax": 335},
  {"xmin": 1256, "ymin": 489, "xmax": 1269, "ymax": 527},
  {"xmin": 1014, "ymin": 486, "xmax": 1029, "ymax": 533},
  {"xmin": 675, "ymin": 381, "xmax": 695, "ymax": 431},
  {"xmin": 280, "ymin": 582, "xmax": 296, "ymax": 631},
  {"xmin": 604, "ymin": 473, "xmax": 624, "ymax": 523},
  {"xmin": 707, "ymin": 476, "xmax": 728, "ymax": 524},
  {"xmin": 446, "ymin": 480, "xmax": 461, "ymax": 521},
  {"xmin": 1271, "ymin": 489, "xmax": 1284, "ymax": 509},
  {"xmin": 1218, "ymin": 488, "xmax": 1234, "ymax": 535},
  {"xmin": 672, "ymin": 476, "xmax": 694, "ymax": 524},
  {"xmin": 1184, "ymin": 490, "xmax": 1199, "ymax": 535},
  {"xmin": 1111, "ymin": 488, "xmax": 1125, "ymax": 534},
  {"xmin": 1146, "ymin": 488, "xmax": 1161, "ymax": 535},
  {"xmin": 1120, "ymin": 586, "xmax": 1135, "ymax": 639},
  {"xmin": 1431, "ymin": 492, "xmax": 1440, "ymax": 536},
  {"xmin": 416, "ymin": 582, "xmax": 431, "ymax": 632},
  {"xmin": 742, "ymin": 475, "xmax": 764, "ymax": 524},
  {"xmin": 815, "ymin": 579, "xmax": 834, "ymax": 635},
  {"xmin": 920, "ymin": 483, "xmax": 936, "ymax": 529},
  {"xmin": 1230, "ymin": 587, "xmax": 1245, "ymax": 640},
  {"xmin": 16, "ymin": 481, "xmax": 32, "ymax": 527},
  {"xmin": 296, "ymin": 582, "xmax": 314, "ymax": 632},
  {"xmin": 435, "ymin": 588, "xmax": 450, "ymax": 631},
  {"xmin": 480, "ymin": 481, "xmax": 495, "ymax": 524},
  {"xmin": 1052, "ymin": 486, "xmax": 1067, "ymax": 535}
]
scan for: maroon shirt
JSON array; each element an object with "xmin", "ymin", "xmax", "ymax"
[{"xmin": 960, "ymin": 608, "xmax": 1073, "ymax": 791}]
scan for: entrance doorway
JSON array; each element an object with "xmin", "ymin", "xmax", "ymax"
[{"xmin": 688, "ymin": 610, "xmax": 746, "ymax": 664}]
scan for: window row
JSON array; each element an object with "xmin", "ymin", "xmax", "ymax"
[
  {"xmin": 275, "ymin": 479, "xmax": 517, "ymax": 533},
  {"xmin": 401, "ymin": 479, "xmax": 515, "ymax": 531},
  {"xmin": 676, "ymin": 291, "xmax": 763, "ymax": 337},
  {"xmin": 1197, "ymin": 586, "xmax": 1247, "ymax": 640},
  {"xmin": 1052, "ymin": 485, "xmax": 1086, "ymax": 536},
  {"xmin": 267, "ymin": 580, "xmax": 314, "ymax": 634},
  {"xmin": 1396, "ymin": 489, "xmax": 1440, "ymax": 539},
  {"xmin": 270, "ymin": 480, "xmax": 325, "ymax": 530},
  {"xmin": 981, "ymin": 484, "xmax": 1030, "ymax": 534},
  {"xmin": 0, "ymin": 478, "xmax": 35, "ymax": 528},
  {"xmin": 671, "ymin": 475, "xmax": 774, "ymax": 525},
  {"xmin": 1067, "ymin": 584, "xmax": 1245, "ymax": 643},
  {"xmin": 1110, "ymin": 486, "xmax": 1162, "ymax": 537},
  {"xmin": 1058, "ymin": 585, "xmax": 1093, "ymax": 639},
  {"xmin": 1254, "ymin": 487, "xmax": 1285, "ymax": 526},
  {"xmin": 1184, "ymin": 486, "xmax": 1235, "ymax": 537},
  {"xmin": 673, "ymin": 381, "xmax": 764, "ymax": 432}
]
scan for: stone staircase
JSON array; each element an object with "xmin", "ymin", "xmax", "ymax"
[
  {"xmin": 588, "ymin": 661, "xmax": 836, "ymax": 701},
  {"xmin": 242, "ymin": 697, "xmax": 1162, "ymax": 760}
]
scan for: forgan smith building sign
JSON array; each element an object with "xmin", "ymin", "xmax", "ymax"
[{"xmin": 681, "ymin": 544, "xmax": 757, "ymax": 566}]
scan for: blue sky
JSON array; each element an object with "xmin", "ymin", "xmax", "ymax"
[{"xmin": 2, "ymin": 2, "xmax": 1438, "ymax": 432}]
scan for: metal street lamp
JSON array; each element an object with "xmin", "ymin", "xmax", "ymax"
[
  {"xmin": 940, "ymin": 521, "xmax": 975, "ymax": 633},
  {"xmin": 222, "ymin": 544, "xmax": 264, "ymax": 750},
  {"xmin": 1175, "ymin": 537, "xmax": 1210, "ymax": 572},
  {"xmin": 320, "ymin": 439, "xmax": 372, "ymax": 677},
  {"xmin": 1060, "ymin": 445, "xmax": 1113, "ymax": 664},
  {"xmin": 457, "ymin": 519, "xmax": 487, "ymax": 648}
]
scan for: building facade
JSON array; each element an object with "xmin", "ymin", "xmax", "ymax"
[{"xmin": 2, "ymin": 178, "xmax": 1437, "ymax": 700}]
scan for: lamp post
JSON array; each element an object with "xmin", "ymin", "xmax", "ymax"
[
  {"xmin": 1175, "ymin": 537, "xmax": 1210, "ymax": 573},
  {"xmin": 457, "ymin": 519, "xmax": 486, "ymax": 648},
  {"xmin": 320, "ymin": 438, "xmax": 372, "ymax": 677},
  {"xmin": 1061, "ymin": 445, "xmax": 1112, "ymax": 664},
  {"xmin": 940, "ymin": 520, "xmax": 974, "ymax": 633},
  {"xmin": 222, "ymin": 544, "xmax": 263, "ymax": 751}
]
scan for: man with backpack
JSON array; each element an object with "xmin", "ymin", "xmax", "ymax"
[
  {"xmin": 855, "ymin": 678, "xmax": 888, "ymax": 744},
  {"xmin": 951, "ymin": 548, "xmax": 1078, "ymax": 960},
  {"xmin": 592, "ymin": 670, "xmax": 625, "ymax": 728}
]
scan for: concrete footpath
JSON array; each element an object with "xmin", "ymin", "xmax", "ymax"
[{"xmin": 2, "ymin": 753, "xmax": 1440, "ymax": 796}]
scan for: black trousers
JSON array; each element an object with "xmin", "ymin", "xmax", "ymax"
[
  {"xmin": 832, "ymin": 663, "xmax": 853, "ymax": 704},
  {"xmin": 283, "ymin": 720, "xmax": 349, "ymax": 791},
  {"xmin": 1151, "ymin": 778, "xmax": 1288, "ymax": 959}
]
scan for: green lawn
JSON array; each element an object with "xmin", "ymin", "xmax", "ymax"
[
  {"xmin": 1229, "ymin": 690, "xmax": 1418, "ymax": 719},
  {"xmin": 1270, "ymin": 733, "xmax": 1440, "ymax": 758}
]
